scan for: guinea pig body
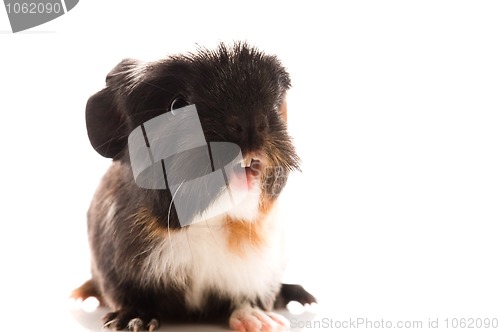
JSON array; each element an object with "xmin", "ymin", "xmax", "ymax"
[{"xmin": 73, "ymin": 43, "xmax": 315, "ymax": 332}]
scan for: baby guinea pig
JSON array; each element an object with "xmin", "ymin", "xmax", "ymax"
[{"xmin": 72, "ymin": 42, "xmax": 316, "ymax": 332}]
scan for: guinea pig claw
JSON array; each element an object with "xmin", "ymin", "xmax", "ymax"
[
  {"xmin": 103, "ymin": 318, "xmax": 119, "ymax": 330},
  {"xmin": 147, "ymin": 319, "xmax": 159, "ymax": 331},
  {"xmin": 128, "ymin": 318, "xmax": 144, "ymax": 331}
]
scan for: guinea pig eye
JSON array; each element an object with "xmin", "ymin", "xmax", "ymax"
[{"xmin": 170, "ymin": 96, "xmax": 189, "ymax": 112}]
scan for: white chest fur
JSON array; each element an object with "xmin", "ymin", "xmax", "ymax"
[{"xmin": 140, "ymin": 203, "xmax": 286, "ymax": 310}]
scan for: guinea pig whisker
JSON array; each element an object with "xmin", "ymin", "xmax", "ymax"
[
  {"xmin": 94, "ymin": 122, "xmax": 130, "ymax": 154},
  {"xmin": 167, "ymin": 179, "xmax": 186, "ymax": 262},
  {"xmin": 182, "ymin": 223, "xmax": 196, "ymax": 264},
  {"xmin": 142, "ymin": 81, "xmax": 171, "ymax": 93},
  {"xmin": 134, "ymin": 107, "xmax": 168, "ymax": 116}
]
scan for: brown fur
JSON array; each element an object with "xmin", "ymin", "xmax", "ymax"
[
  {"xmin": 279, "ymin": 98, "xmax": 288, "ymax": 123},
  {"xmin": 224, "ymin": 212, "xmax": 269, "ymax": 257},
  {"xmin": 71, "ymin": 279, "xmax": 102, "ymax": 303}
]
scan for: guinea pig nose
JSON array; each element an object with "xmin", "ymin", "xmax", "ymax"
[
  {"xmin": 234, "ymin": 124, "xmax": 244, "ymax": 133},
  {"xmin": 228, "ymin": 118, "xmax": 246, "ymax": 136}
]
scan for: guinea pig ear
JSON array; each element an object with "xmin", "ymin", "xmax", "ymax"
[
  {"xmin": 85, "ymin": 59, "xmax": 137, "ymax": 159},
  {"xmin": 278, "ymin": 97, "xmax": 288, "ymax": 123}
]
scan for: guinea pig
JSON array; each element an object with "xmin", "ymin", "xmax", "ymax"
[{"xmin": 72, "ymin": 42, "xmax": 316, "ymax": 332}]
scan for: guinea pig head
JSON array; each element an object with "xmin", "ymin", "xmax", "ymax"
[{"xmin": 85, "ymin": 43, "xmax": 299, "ymax": 205}]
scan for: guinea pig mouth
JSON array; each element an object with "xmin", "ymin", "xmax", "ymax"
[
  {"xmin": 226, "ymin": 155, "xmax": 262, "ymax": 191},
  {"xmin": 240, "ymin": 156, "xmax": 262, "ymax": 177}
]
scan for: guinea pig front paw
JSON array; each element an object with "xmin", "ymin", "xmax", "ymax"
[
  {"xmin": 229, "ymin": 305, "xmax": 289, "ymax": 332},
  {"xmin": 277, "ymin": 284, "xmax": 317, "ymax": 308},
  {"xmin": 103, "ymin": 309, "xmax": 159, "ymax": 331}
]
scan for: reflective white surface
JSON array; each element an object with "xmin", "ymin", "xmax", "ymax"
[{"xmin": 66, "ymin": 301, "xmax": 319, "ymax": 332}]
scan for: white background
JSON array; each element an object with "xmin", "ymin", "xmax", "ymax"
[{"xmin": 1, "ymin": 1, "xmax": 499, "ymax": 331}]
